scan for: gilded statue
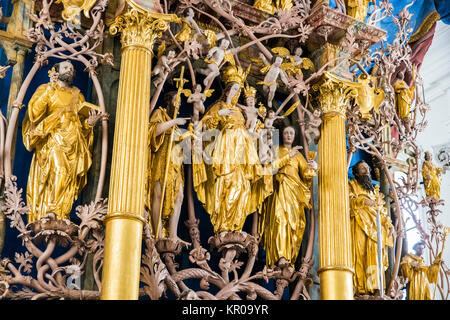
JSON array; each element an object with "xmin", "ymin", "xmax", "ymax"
[
  {"xmin": 22, "ymin": 60, "xmax": 103, "ymax": 222},
  {"xmin": 146, "ymin": 92, "xmax": 190, "ymax": 240},
  {"xmin": 253, "ymin": 0, "xmax": 293, "ymax": 14},
  {"xmin": 194, "ymin": 65, "xmax": 272, "ymax": 234},
  {"xmin": 259, "ymin": 126, "xmax": 317, "ymax": 268},
  {"xmin": 422, "ymin": 151, "xmax": 444, "ymax": 200},
  {"xmin": 349, "ymin": 160, "xmax": 394, "ymax": 295},
  {"xmin": 394, "ymin": 66, "xmax": 416, "ymax": 121},
  {"xmin": 344, "ymin": 0, "xmax": 372, "ymax": 21},
  {"xmin": 174, "ymin": 7, "xmax": 203, "ymax": 43},
  {"xmin": 400, "ymin": 242, "xmax": 442, "ymax": 300}
]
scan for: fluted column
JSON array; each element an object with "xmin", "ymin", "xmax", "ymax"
[
  {"xmin": 100, "ymin": 6, "xmax": 174, "ymax": 300},
  {"xmin": 314, "ymin": 72, "xmax": 357, "ymax": 300}
]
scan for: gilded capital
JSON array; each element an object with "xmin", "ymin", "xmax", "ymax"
[
  {"xmin": 109, "ymin": 8, "xmax": 179, "ymax": 51},
  {"xmin": 312, "ymin": 71, "xmax": 358, "ymax": 118}
]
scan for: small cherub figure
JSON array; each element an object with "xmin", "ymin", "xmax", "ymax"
[
  {"xmin": 152, "ymin": 50, "xmax": 177, "ymax": 87},
  {"xmin": 238, "ymin": 84, "xmax": 260, "ymax": 132},
  {"xmin": 185, "ymin": 84, "xmax": 214, "ymax": 124},
  {"xmin": 264, "ymin": 109, "xmax": 284, "ymax": 129},
  {"xmin": 197, "ymin": 38, "xmax": 234, "ymax": 88},
  {"xmin": 256, "ymin": 53, "xmax": 290, "ymax": 109},
  {"xmin": 299, "ymin": 104, "xmax": 322, "ymax": 145}
]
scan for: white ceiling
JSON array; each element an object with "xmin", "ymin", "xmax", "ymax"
[{"xmin": 420, "ymin": 21, "xmax": 450, "ymax": 102}]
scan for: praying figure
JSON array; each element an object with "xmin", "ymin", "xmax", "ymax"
[
  {"xmin": 400, "ymin": 242, "xmax": 442, "ymax": 300},
  {"xmin": 22, "ymin": 60, "xmax": 103, "ymax": 222}
]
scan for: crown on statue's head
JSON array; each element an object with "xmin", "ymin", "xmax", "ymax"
[
  {"xmin": 222, "ymin": 65, "xmax": 250, "ymax": 88},
  {"xmin": 243, "ymin": 83, "xmax": 257, "ymax": 98}
]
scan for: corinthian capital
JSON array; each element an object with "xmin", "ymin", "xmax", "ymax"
[
  {"xmin": 312, "ymin": 71, "xmax": 358, "ymax": 118},
  {"xmin": 109, "ymin": 7, "xmax": 179, "ymax": 51}
]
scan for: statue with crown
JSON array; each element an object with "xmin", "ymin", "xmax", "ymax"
[{"xmin": 193, "ymin": 65, "xmax": 273, "ymax": 238}]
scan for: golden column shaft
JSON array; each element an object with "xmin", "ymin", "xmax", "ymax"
[
  {"xmin": 315, "ymin": 72, "xmax": 356, "ymax": 300},
  {"xmin": 101, "ymin": 8, "xmax": 170, "ymax": 300}
]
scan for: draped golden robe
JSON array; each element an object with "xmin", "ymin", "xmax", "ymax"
[
  {"xmin": 400, "ymin": 254, "xmax": 441, "ymax": 300},
  {"xmin": 146, "ymin": 107, "xmax": 184, "ymax": 236},
  {"xmin": 175, "ymin": 18, "xmax": 194, "ymax": 42},
  {"xmin": 422, "ymin": 160, "xmax": 443, "ymax": 200},
  {"xmin": 194, "ymin": 101, "xmax": 272, "ymax": 234},
  {"xmin": 349, "ymin": 179, "xmax": 394, "ymax": 295},
  {"xmin": 259, "ymin": 146, "xmax": 315, "ymax": 267},
  {"xmin": 22, "ymin": 83, "xmax": 94, "ymax": 222},
  {"xmin": 394, "ymin": 79, "xmax": 415, "ymax": 120},
  {"xmin": 253, "ymin": 0, "xmax": 276, "ymax": 14}
]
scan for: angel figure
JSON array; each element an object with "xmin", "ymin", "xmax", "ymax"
[
  {"xmin": 299, "ymin": 104, "xmax": 322, "ymax": 145},
  {"xmin": 175, "ymin": 7, "xmax": 204, "ymax": 43},
  {"xmin": 281, "ymin": 47, "xmax": 315, "ymax": 79},
  {"xmin": 264, "ymin": 109, "xmax": 284, "ymax": 129},
  {"xmin": 151, "ymin": 48, "xmax": 177, "ymax": 88},
  {"xmin": 197, "ymin": 38, "xmax": 236, "ymax": 87},
  {"xmin": 184, "ymin": 84, "xmax": 214, "ymax": 124},
  {"xmin": 254, "ymin": 53, "xmax": 290, "ymax": 109}
]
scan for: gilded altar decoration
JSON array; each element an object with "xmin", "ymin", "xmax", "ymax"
[
  {"xmin": 349, "ymin": 161, "xmax": 394, "ymax": 296},
  {"xmin": 259, "ymin": 126, "xmax": 317, "ymax": 268},
  {"xmin": 56, "ymin": 0, "xmax": 97, "ymax": 23},
  {"xmin": 253, "ymin": 0, "xmax": 276, "ymax": 14},
  {"xmin": 353, "ymin": 74, "xmax": 385, "ymax": 119},
  {"xmin": 422, "ymin": 151, "xmax": 444, "ymax": 200},
  {"xmin": 22, "ymin": 61, "xmax": 102, "ymax": 222},
  {"xmin": 344, "ymin": 0, "xmax": 371, "ymax": 21},
  {"xmin": 194, "ymin": 65, "xmax": 272, "ymax": 234},
  {"xmin": 400, "ymin": 242, "xmax": 442, "ymax": 300},
  {"xmin": 146, "ymin": 92, "xmax": 188, "ymax": 240}
]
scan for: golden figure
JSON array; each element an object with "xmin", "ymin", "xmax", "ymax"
[
  {"xmin": 23, "ymin": 60, "xmax": 102, "ymax": 222},
  {"xmin": 422, "ymin": 151, "xmax": 444, "ymax": 200},
  {"xmin": 349, "ymin": 160, "xmax": 394, "ymax": 295},
  {"xmin": 344, "ymin": 0, "xmax": 372, "ymax": 21},
  {"xmin": 259, "ymin": 126, "xmax": 317, "ymax": 268},
  {"xmin": 394, "ymin": 67, "xmax": 416, "ymax": 120},
  {"xmin": 275, "ymin": 0, "xmax": 293, "ymax": 11},
  {"xmin": 194, "ymin": 65, "xmax": 272, "ymax": 234},
  {"xmin": 400, "ymin": 242, "xmax": 442, "ymax": 300},
  {"xmin": 174, "ymin": 8, "xmax": 203, "ymax": 43},
  {"xmin": 146, "ymin": 92, "xmax": 189, "ymax": 239},
  {"xmin": 253, "ymin": 0, "xmax": 276, "ymax": 14}
]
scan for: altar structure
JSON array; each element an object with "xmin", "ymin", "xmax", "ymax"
[{"xmin": 0, "ymin": 0, "xmax": 448, "ymax": 301}]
